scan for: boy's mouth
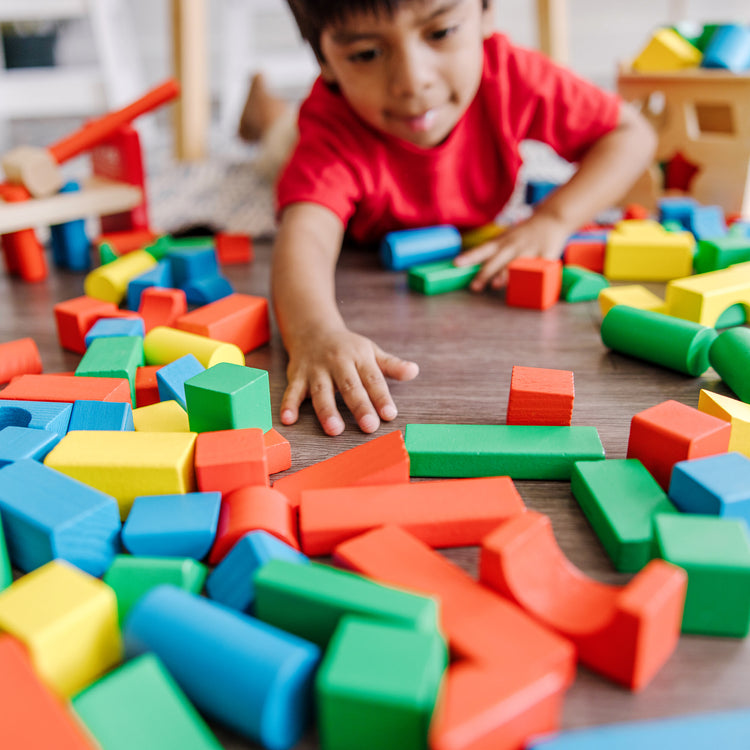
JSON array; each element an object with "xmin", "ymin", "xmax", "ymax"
[{"xmin": 395, "ymin": 109, "xmax": 437, "ymax": 133}]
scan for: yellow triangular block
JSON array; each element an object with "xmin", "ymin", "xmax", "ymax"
[
  {"xmin": 698, "ymin": 389, "xmax": 750, "ymax": 458},
  {"xmin": 133, "ymin": 399, "xmax": 190, "ymax": 432},
  {"xmin": 632, "ymin": 28, "xmax": 702, "ymax": 73}
]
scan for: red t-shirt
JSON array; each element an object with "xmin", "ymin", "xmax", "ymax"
[{"xmin": 276, "ymin": 33, "xmax": 621, "ymax": 244}]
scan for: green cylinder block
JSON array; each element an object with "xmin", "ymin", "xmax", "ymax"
[
  {"xmin": 601, "ymin": 305, "xmax": 717, "ymax": 376},
  {"xmin": 709, "ymin": 327, "xmax": 750, "ymax": 403}
]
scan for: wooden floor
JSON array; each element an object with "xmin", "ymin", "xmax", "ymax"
[{"xmin": 1, "ymin": 239, "xmax": 749, "ymax": 746}]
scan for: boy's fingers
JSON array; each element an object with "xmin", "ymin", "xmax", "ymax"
[
  {"xmin": 309, "ymin": 374, "xmax": 346, "ymax": 436},
  {"xmin": 332, "ymin": 362, "xmax": 381, "ymax": 434},
  {"xmin": 453, "ymin": 243, "xmax": 499, "ymax": 266},
  {"xmin": 279, "ymin": 378, "xmax": 307, "ymax": 425},
  {"xmin": 377, "ymin": 350, "xmax": 419, "ymax": 382},
  {"xmin": 357, "ymin": 361, "xmax": 399, "ymax": 423}
]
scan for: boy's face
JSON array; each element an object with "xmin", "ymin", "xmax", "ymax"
[{"xmin": 319, "ymin": 0, "xmax": 492, "ymax": 149}]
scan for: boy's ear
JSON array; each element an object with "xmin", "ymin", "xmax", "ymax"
[
  {"xmin": 319, "ymin": 60, "xmax": 338, "ymax": 84},
  {"xmin": 481, "ymin": 2, "xmax": 494, "ymax": 38}
]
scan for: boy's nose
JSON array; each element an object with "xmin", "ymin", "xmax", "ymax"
[{"xmin": 388, "ymin": 44, "xmax": 433, "ymax": 99}]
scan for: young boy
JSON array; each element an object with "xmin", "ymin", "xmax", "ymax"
[{"xmin": 271, "ymin": 0, "xmax": 656, "ymax": 436}]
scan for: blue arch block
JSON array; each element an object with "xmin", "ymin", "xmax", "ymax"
[
  {"xmin": 0, "ymin": 426, "xmax": 58, "ymax": 467},
  {"xmin": 0, "ymin": 399, "xmax": 71, "ymax": 446}
]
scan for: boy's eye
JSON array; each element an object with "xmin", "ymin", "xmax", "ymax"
[
  {"xmin": 348, "ymin": 48, "xmax": 381, "ymax": 63},
  {"xmin": 429, "ymin": 25, "xmax": 458, "ymax": 41}
]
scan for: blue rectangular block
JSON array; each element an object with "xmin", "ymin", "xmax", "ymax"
[
  {"xmin": 0, "ymin": 426, "xmax": 59, "ymax": 467},
  {"xmin": 69, "ymin": 400, "xmax": 135, "ymax": 432},
  {"xmin": 0, "ymin": 399, "xmax": 71, "ymax": 447},
  {"xmin": 85, "ymin": 317, "xmax": 146, "ymax": 347},
  {"xmin": 156, "ymin": 354, "xmax": 205, "ymax": 410}
]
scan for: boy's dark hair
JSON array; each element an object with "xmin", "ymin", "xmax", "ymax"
[{"xmin": 286, "ymin": 0, "xmax": 490, "ymax": 62}]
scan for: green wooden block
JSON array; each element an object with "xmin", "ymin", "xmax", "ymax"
[
  {"xmin": 570, "ymin": 459, "xmax": 678, "ymax": 572},
  {"xmin": 404, "ymin": 424, "xmax": 604, "ymax": 479},
  {"xmin": 653, "ymin": 513, "xmax": 750, "ymax": 637},
  {"xmin": 73, "ymin": 653, "xmax": 223, "ymax": 750},
  {"xmin": 184, "ymin": 363, "xmax": 272, "ymax": 433},
  {"xmin": 709, "ymin": 327, "xmax": 750, "ymax": 403},
  {"xmin": 98, "ymin": 242, "xmax": 118, "ymax": 265},
  {"xmin": 75, "ymin": 336, "xmax": 144, "ymax": 406},
  {"xmin": 103, "ymin": 555, "xmax": 207, "ymax": 626},
  {"xmin": 144, "ymin": 236, "xmax": 172, "ymax": 261},
  {"xmin": 693, "ymin": 236, "xmax": 750, "ymax": 274},
  {"xmin": 254, "ymin": 559, "xmax": 440, "ymax": 648},
  {"xmin": 561, "ymin": 265, "xmax": 609, "ymax": 302},
  {"xmin": 0, "ymin": 515, "xmax": 11, "ymax": 592},
  {"xmin": 407, "ymin": 259, "xmax": 480, "ymax": 295},
  {"xmin": 317, "ymin": 617, "xmax": 447, "ymax": 750}
]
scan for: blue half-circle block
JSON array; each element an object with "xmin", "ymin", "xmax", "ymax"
[{"xmin": 380, "ymin": 225, "xmax": 462, "ymax": 271}]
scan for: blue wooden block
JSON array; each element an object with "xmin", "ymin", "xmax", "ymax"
[
  {"xmin": 379, "ymin": 226, "xmax": 462, "ymax": 271},
  {"xmin": 206, "ymin": 530, "xmax": 309, "ymax": 613},
  {"xmin": 0, "ymin": 426, "xmax": 59, "ymax": 467},
  {"xmin": 85, "ymin": 317, "xmax": 146, "ymax": 347},
  {"xmin": 50, "ymin": 181, "xmax": 90, "ymax": 271},
  {"xmin": 729, "ymin": 220, "xmax": 750, "ymax": 239},
  {"xmin": 525, "ymin": 179, "xmax": 560, "ymax": 205},
  {"xmin": 122, "ymin": 492, "xmax": 221, "ymax": 560},
  {"xmin": 527, "ymin": 708, "xmax": 750, "ymax": 749},
  {"xmin": 69, "ymin": 400, "xmax": 135, "ymax": 432},
  {"xmin": 126, "ymin": 260, "xmax": 174, "ymax": 311},
  {"xmin": 0, "ymin": 458, "xmax": 121, "ymax": 576},
  {"xmin": 702, "ymin": 24, "xmax": 750, "ymax": 73},
  {"xmin": 168, "ymin": 246, "xmax": 220, "ymax": 287},
  {"xmin": 688, "ymin": 205, "xmax": 728, "ymax": 241},
  {"xmin": 658, "ymin": 196, "xmax": 698, "ymax": 230},
  {"xmin": 183, "ymin": 275, "xmax": 234, "ymax": 305},
  {"xmin": 156, "ymin": 355, "xmax": 205, "ymax": 410},
  {"xmin": 669, "ymin": 452, "xmax": 750, "ymax": 525},
  {"xmin": 0, "ymin": 399, "xmax": 71, "ymax": 446},
  {"xmin": 568, "ymin": 230, "xmax": 609, "ymax": 242},
  {"xmin": 123, "ymin": 585, "xmax": 321, "ymax": 750}
]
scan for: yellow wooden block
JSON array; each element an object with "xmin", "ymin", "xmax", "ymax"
[
  {"xmin": 133, "ymin": 399, "xmax": 191, "ymax": 432},
  {"xmin": 45, "ymin": 430, "xmax": 197, "ymax": 518},
  {"xmin": 461, "ymin": 222, "xmax": 507, "ymax": 249},
  {"xmin": 143, "ymin": 326, "xmax": 244, "ymax": 368},
  {"xmin": 612, "ymin": 219, "xmax": 666, "ymax": 236},
  {"xmin": 698, "ymin": 389, "xmax": 750, "ymax": 458},
  {"xmin": 83, "ymin": 249, "xmax": 157, "ymax": 305},
  {"xmin": 665, "ymin": 261, "xmax": 750, "ymax": 327},
  {"xmin": 598, "ymin": 284, "xmax": 666, "ymax": 316},
  {"xmin": 632, "ymin": 28, "xmax": 702, "ymax": 73},
  {"xmin": 0, "ymin": 560, "xmax": 121, "ymax": 697}
]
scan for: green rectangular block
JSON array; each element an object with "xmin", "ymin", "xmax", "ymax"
[
  {"xmin": 76, "ymin": 336, "xmax": 144, "ymax": 407},
  {"xmin": 405, "ymin": 424, "xmax": 605, "ymax": 479},
  {"xmin": 407, "ymin": 260, "xmax": 480, "ymax": 295},
  {"xmin": 254, "ymin": 559, "xmax": 440, "ymax": 648},
  {"xmin": 0, "ymin": 515, "xmax": 11, "ymax": 592},
  {"xmin": 571, "ymin": 458, "xmax": 678, "ymax": 572}
]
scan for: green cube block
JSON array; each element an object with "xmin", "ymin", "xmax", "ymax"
[
  {"xmin": 73, "ymin": 653, "xmax": 222, "ymax": 750},
  {"xmin": 317, "ymin": 617, "xmax": 447, "ymax": 750},
  {"xmin": 407, "ymin": 260, "xmax": 481, "ymax": 295},
  {"xmin": 254, "ymin": 559, "xmax": 440, "ymax": 648},
  {"xmin": 560, "ymin": 265, "xmax": 609, "ymax": 302},
  {"xmin": 76, "ymin": 335, "xmax": 144, "ymax": 406},
  {"xmin": 653, "ymin": 513, "xmax": 750, "ymax": 637},
  {"xmin": 405, "ymin": 424, "xmax": 604, "ymax": 479},
  {"xmin": 571, "ymin": 459, "xmax": 678, "ymax": 572},
  {"xmin": 184, "ymin": 363, "xmax": 272, "ymax": 433},
  {"xmin": 103, "ymin": 555, "xmax": 207, "ymax": 625},
  {"xmin": 0, "ymin": 515, "xmax": 11, "ymax": 592}
]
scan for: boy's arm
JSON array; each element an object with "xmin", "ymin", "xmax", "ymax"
[
  {"xmin": 272, "ymin": 202, "xmax": 419, "ymax": 436},
  {"xmin": 455, "ymin": 102, "xmax": 657, "ymax": 289}
]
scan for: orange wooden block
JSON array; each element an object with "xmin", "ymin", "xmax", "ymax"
[
  {"xmin": 506, "ymin": 257, "xmax": 562, "ymax": 310},
  {"xmin": 272, "ymin": 429, "xmax": 410, "ymax": 509},
  {"xmin": 96, "ymin": 229, "xmax": 158, "ymax": 254},
  {"xmin": 506, "ymin": 365, "xmax": 574, "ymax": 426},
  {"xmin": 175, "ymin": 293, "xmax": 270, "ymax": 354},
  {"xmin": 264, "ymin": 428, "xmax": 291, "ymax": 474},
  {"xmin": 195, "ymin": 427, "xmax": 269, "ymax": 494},
  {"xmin": 0, "ymin": 337, "xmax": 42, "ymax": 384},
  {"xmin": 0, "ymin": 374, "xmax": 131, "ymax": 404},
  {"xmin": 134, "ymin": 365, "xmax": 162, "ymax": 408},
  {"xmin": 623, "ymin": 204, "xmax": 651, "ymax": 221},
  {"xmin": 299, "ymin": 476, "xmax": 525, "ymax": 556},
  {"xmin": 562, "ymin": 240, "xmax": 606, "ymax": 273},
  {"xmin": 480, "ymin": 511, "xmax": 687, "ymax": 690},
  {"xmin": 53, "ymin": 296, "xmax": 120, "ymax": 354},
  {"xmin": 209, "ymin": 485, "xmax": 299, "ymax": 564},
  {"xmin": 137, "ymin": 287, "xmax": 188, "ymax": 333},
  {"xmin": 0, "ymin": 183, "xmax": 48, "ymax": 282},
  {"xmin": 0, "ymin": 635, "xmax": 97, "ymax": 749},
  {"xmin": 215, "ymin": 232, "xmax": 253, "ymax": 264}
]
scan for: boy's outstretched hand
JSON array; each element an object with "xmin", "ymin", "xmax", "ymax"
[{"xmin": 279, "ymin": 326, "xmax": 419, "ymax": 436}]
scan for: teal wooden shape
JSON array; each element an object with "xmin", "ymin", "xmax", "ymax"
[
  {"xmin": 68, "ymin": 400, "xmax": 134, "ymax": 432},
  {"xmin": 560, "ymin": 265, "xmax": 609, "ymax": 302},
  {"xmin": 0, "ymin": 515, "xmax": 11, "ymax": 592},
  {"xmin": 254, "ymin": 559, "xmax": 441, "ymax": 648},
  {"xmin": 75, "ymin": 335, "xmax": 144, "ymax": 406},
  {"xmin": 316, "ymin": 616, "xmax": 447, "ymax": 750},
  {"xmin": 404, "ymin": 424, "xmax": 604, "ymax": 479},
  {"xmin": 72, "ymin": 653, "xmax": 223, "ymax": 750},
  {"xmin": 571, "ymin": 459, "xmax": 677, "ymax": 572},
  {"xmin": 693, "ymin": 236, "xmax": 750, "ymax": 274},
  {"xmin": 0, "ymin": 426, "xmax": 58, "ymax": 467},
  {"xmin": 104, "ymin": 555, "xmax": 208, "ymax": 625},
  {"xmin": 653, "ymin": 513, "xmax": 750, "ymax": 637},
  {"xmin": 185, "ymin": 363, "xmax": 272, "ymax": 433},
  {"xmin": 407, "ymin": 259, "xmax": 480, "ymax": 295},
  {"xmin": 709, "ymin": 327, "xmax": 750, "ymax": 403},
  {"xmin": 156, "ymin": 354, "xmax": 204, "ymax": 410}
]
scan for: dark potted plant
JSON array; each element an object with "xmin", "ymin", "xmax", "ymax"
[{"xmin": 1, "ymin": 21, "xmax": 60, "ymax": 69}]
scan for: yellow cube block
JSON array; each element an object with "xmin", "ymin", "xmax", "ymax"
[
  {"xmin": 143, "ymin": 326, "xmax": 244, "ymax": 368},
  {"xmin": 632, "ymin": 28, "xmax": 702, "ymax": 73},
  {"xmin": 598, "ymin": 284, "xmax": 666, "ymax": 316},
  {"xmin": 45, "ymin": 430, "xmax": 197, "ymax": 519},
  {"xmin": 698, "ymin": 389, "xmax": 750, "ymax": 458},
  {"xmin": 0, "ymin": 560, "xmax": 121, "ymax": 697},
  {"xmin": 133, "ymin": 399, "xmax": 191, "ymax": 432},
  {"xmin": 84, "ymin": 249, "xmax": 157, "ymax": 305}
]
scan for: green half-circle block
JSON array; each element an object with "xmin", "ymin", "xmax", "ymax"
[{"xmin": 561, "ymin": 265, "xmax": 610, "ymax": 302}]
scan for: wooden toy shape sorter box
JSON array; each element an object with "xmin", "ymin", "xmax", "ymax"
[{"xmin": 617, "ymin": 65, "xmax": 750, "ymax": 216}]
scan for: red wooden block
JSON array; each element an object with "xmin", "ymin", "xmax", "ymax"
[
  {"xmin": 562, "ymin": 240, "xmax": 606, "ymax": 273},
  {"xmin": 0, "ymin": 183, "xmax": 48, "ymax": 282},
  {"xmin": 54, "ymin": 296, "xmax": 120, "ymax": 354},
  {"xmin": 216, "ymin": 232, "xmax": 253, "ymax": 265},
  {"xmin": 623, "ymin": 204, "xmax": 651, "ymax": 221},
  {"xmin": 506, "ymin": 365, "xmax": 574, "ymax": 426},
  {"xmin": 195, "ymin": 428, "xmax": 269, "ymax": 494},
  {"xmin": 299, "ymin": 476, "xmax": 525, "ymax": 556},
  {"xmin": 506, "ymin": 257, "xmax": 562, "ymax": 310},
  {"xmin": 264, "ymin": 428, "xmax": 291, "ymax": 474},
  {"xmin": 96, "ymin": 229, "xmax": 159, "ymax": 255},
  {"xmin": 272, "ymin": 429, "xmax": 410, "ymax": 509},
  {"xmin": 135, "ymin": 365, "xmax": 162, "ymax": 408},
  {"xmin": 138, "ymin": 287, "xmax": 188, "ymax": 333},
  {"xmin": 175, "ymin": 293, "xmax": 270, "ymax": 354},
  {"xmin": 0, "ymin": 374, "xmax": 131, "ymax": 404},
  {"xmin": 480, "ymin": 511, "xmax": 687, "ymax": 691},
  {"xmin": 0, "ymin": 338, "xmax": 42, "ymax": 384},
  {"xmin": 0, "ymin": 636, "xmax": 97, "ymax": 749},
  {"xmin": 209, "ymin": 485, "xmax": 299, "ymax": 564},
  {"xmin": 627, "ymin": 400, "xmax": 731, "ymax": 490}
]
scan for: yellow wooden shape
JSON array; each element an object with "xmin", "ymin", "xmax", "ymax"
[
  {"xmin": 143, "ymin": 326, "xmax": 244, "ymax": 368},
  {"xmin": 698, "ymin": 389, "xmax": 750, "ymax": 458},
  {"xmin": 612, "ymin": 219, "xmax": 666, "ymax": 236},
  {"xmin": 133, "ymin": 399, "xmax": 191, "ymax": 432},
  {"xmin": 632, "ymin": 28, "xmax": 702, "ymax": 73},
  {"xmin": 598, "ymin": 284, "xmax": 666, "ymax": 316},
  {"xmin": 0, "ymin": 560, "xmax": 121, "ymax": 698},
  {"xmin": 461, "ymin": 223, "xmax": 507, "ymax": 249},
  {"xmin": 45, "ymin": 430, "xmax": 197, "ymax": 519},
  {"xmin": 604, "ymin": 224, "xmax": 694, "ymax": 281},
  {"xmin": 83, "ymin": 249, "xmax": 157, "ymax": 305},
  {"xmin": 665, "ymin": 261, "xmax": 750, "ymax": 327}
]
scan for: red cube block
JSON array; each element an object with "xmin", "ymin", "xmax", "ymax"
[
  {"xmin": 506, "ymin": 257, "xmax": 562, "ymax": 310},
  {"xmin": 216, "ymin": 232, "xmax": 253, "ymax": 265},
  {"xmin": 506, "ymin": 365, "xmax": 574, "ymax": 426}
]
